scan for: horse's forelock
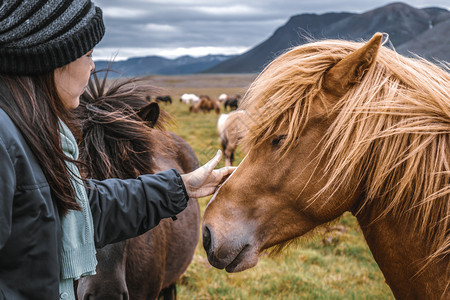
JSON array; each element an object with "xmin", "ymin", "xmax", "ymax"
[{"xmin": 240, "ymin": 43, "xmax": 333, "ymax": 157}]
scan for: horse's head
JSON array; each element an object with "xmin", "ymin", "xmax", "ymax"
[
  {"xmin": 202, "ymin": 34, "xmax": 385, "ymax": 272},
  {"xmin": 76, "ymin": 72, "xmax": 170, "ymax": 180}
]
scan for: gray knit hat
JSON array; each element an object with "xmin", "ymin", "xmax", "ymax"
[{"xmin": 0, "ymin": 0, "xmax": 105, "ymax": 75}]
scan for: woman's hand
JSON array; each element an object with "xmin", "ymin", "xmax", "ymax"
[{"xmin": 181, "ymin": 150, "xmax": 236, "ymax": 198}]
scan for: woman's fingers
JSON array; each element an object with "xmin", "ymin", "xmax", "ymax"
[
  {"xmin": 203, "ymin": 150, "xmax": 222, "ymax": 172},
  {"xmin": 216, "ymin": 166, "xmax": 236, "ymax": 184},
  {"xmin": 181, "ymin": 150, "xmax": 237, "ymax": 198}
]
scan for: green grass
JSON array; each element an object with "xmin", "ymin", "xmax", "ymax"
[{"xmin": 151, "ymin": 77, "xmax": 394, "ymax": 299}]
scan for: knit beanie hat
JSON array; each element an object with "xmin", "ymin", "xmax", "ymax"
[{"xmin": 0, "ymin": 0, "xmax": 105, "ymax": 75}]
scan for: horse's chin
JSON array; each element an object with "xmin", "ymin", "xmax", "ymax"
[{"xmin": 223, "ymin": 245, "xmax": 260, "ymax": 273}]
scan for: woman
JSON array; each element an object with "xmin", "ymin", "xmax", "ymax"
[{"xmin": 0, "ymin": 1, "xmax": 235, "ymax": 299}]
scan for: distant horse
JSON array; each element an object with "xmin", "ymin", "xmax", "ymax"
[
  {"xmin": 75, "ymin": 73, "xmax": 200, "ymax": 300},
  {"xmin": 224, "ymin": 95, "xmax": 240, "ymax": 111},
  {"xmin": 189, "ymin": 95, "xmax": 220, "ymax": 114},
  {"xmin": 218, "ymin": 93, "xmax": 228, "ymax": 102},
  {"xmin": 180, "ymin": 93, "xmax": 200, "ymax": 104},
  {"xmin": 217, "ymin": 111, "xmax": 247, "ymax": 166},
  {"xmin": 156, "ymin": 95, "xmax": 172, "ymax": 105},
  {"xmin": 202, "ymin": 33, "xmax": 450, "ymax": 299}
]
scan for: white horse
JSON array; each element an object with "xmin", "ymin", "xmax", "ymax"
[
  {"xmin": 218, "ymin": 93, "xmax": 228, "ymax": 102},
  {"xmin": 217, "ymin": 113, "xmax": 229, "ymax": 140},
  {"xmin": 180, "ymin": 93, "xmax": 200, "ymax": 104},
  {"xmin": 217, "ymin": 110, "xmax": 247, "ymax": 166}
]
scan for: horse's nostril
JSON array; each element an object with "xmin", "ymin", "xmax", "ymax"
[
  {"xmin": 83, "ymin": 294, "xmax": 92, "ymax": 300},
  {"xmin": 203, "ymin": 225, "xmax": 212, "ymax": 253},
  {"xmin": 122, "ymin": 292, "xmax": 129, "ymax": 300}
]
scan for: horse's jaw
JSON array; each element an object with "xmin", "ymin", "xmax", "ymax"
[
  {"xmin": 204, "ymin": 231, "xmax": 260, "ymax": 273},
  {"xmin": 225, "ymin": 244, "xmax": 259, "ymax": 272},
  {"xmin": 202, "ymin": 210, "xmax": 261, "ymax": 273}
]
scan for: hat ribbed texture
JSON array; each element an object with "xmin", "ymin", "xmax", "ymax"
[{"xmin": 0, "ymin": 0, "xmax": 105, "ymax": 75}]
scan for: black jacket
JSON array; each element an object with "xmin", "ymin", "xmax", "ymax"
[{"xmin": 0, "ymin": 109, "xmax": 189, "ymax": 299}]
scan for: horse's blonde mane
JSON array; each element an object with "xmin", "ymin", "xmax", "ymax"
[{"xmin": 241, "ymin": 38, "xmax": 450, "ymax": 264}]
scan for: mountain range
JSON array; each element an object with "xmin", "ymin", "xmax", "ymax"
[
  {"xmin": 206, "ymin": 2, "xmax": 450, "ymax": 73},
  {"xmin": 95, "ymin": 2, "xmax": 450, "ymax": 76},
  {"xmin": 94, "ymin": 54, "xmax": 234, "ymax": 77}
]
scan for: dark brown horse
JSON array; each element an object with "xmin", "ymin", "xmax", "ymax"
[
  {"xmin": 75, "ymin": 73, "xmax": 200, "ymax": 299},
  {"xmin": 155, "ymin": 95, "xmax": 173, "ymax": 105},
  {"xmin": 202, "ymin": 33, "xmax": 449, "ymax": 299},
  {"xmin": 224, "ymin": 95, "xmax": 240, "ymax": 111}
]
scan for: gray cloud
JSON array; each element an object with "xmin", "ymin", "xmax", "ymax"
[{"xmin": 93, "ymin": 0, "xmax": 450, "ymax": 59}]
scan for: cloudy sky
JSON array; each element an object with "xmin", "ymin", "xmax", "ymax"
[{"xmin": 93, "ymin": 0, "xmax": 450, "ymax": 60}]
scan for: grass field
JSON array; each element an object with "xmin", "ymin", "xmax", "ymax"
[{"xmin": 143, "ymin": 74, "xmax": 394, "ymax": 299}]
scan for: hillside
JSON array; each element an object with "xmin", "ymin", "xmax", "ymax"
[
  {"xmin": 322, "ymin": 2, "xmax": 431, "ymax": 45},
  {"xmin": 205, "ymin": 2, "xmax": 450, "ymax": 74},
  {"xmin": 397, "ymin": 18, "xmax": 450, "ymax": 62},
  {"xmin": 203, "ymin": 12, "xmax": 354, "ymax": 74}
]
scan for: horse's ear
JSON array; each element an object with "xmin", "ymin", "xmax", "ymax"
[
  {"xmin": 137, "ymin": 102, "xmax": 160, "ymax": 127},
  {"xmin": 323, "ymin": 32, "xmax": 383, "ymax": 97}
]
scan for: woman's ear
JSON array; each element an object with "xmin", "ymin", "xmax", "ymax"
[
  {"xmin": 323, "ymin": 32, "xmax": 383, "ymax": 98},
  {"xmin": 137, "ymin": 102, "xmax": 160, "ymax": 127}
]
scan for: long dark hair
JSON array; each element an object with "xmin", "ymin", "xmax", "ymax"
[{"xmin": 0, "ymin": 72, "xmax": 81, "ymax": 215}]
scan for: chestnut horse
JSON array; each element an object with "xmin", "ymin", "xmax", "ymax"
[
  {"xmin": 75, "ymin": 73, "xmax": 200, "ymax": 299},
  {"xmin": 189, "ymin": 95, "xmax": 220, "ymax": 114},
  {"xmin": 217, "ymin": 110, "xmax": 247, "ymax": 166},
  {"xmin": 202, "ymin": 33, "xmax": 449, "ymax": 299}
]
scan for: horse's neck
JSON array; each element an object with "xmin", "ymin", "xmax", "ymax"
[
  {"xmin": 144, "ymin": 132, "xmax": 179, "ymax": 173},
  {"xmin": 354, "ymin": 206, "xmax": 449, "ymax": 299},
  {"xmin": 153, "ymin": 154, "xmax": 179, "ymax": 172}
]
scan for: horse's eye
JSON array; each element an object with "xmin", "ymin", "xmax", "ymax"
[{"xmin": 271, "ymin": 135, "xmax": 287, "ymax": 146}]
